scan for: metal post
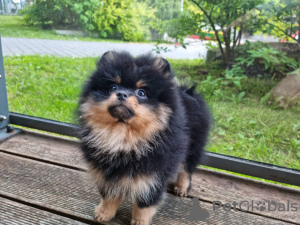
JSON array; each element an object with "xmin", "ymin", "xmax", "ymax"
[
  {"xmin": 0, "ymin": 35, "xmax": 21, "ymax": 142},
  {"xmin": 0, "ymin": 35, "xmax": 9, "ymax": 129}
]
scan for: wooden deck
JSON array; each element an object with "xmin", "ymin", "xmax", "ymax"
[{"xmin": 0, "ymin": 130, "xmax": 300, "ymax": 225}]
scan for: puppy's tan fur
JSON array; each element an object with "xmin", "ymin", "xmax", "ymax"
[
  {"xmin": 136, "ymin": 80, "xmax": 146, "ymax": 88},
  {"xmin": 94, "ymin": 196, "xmax": 122, "ymax": 222},
  {"xmin": 131, "ymin": 202, "xmax": 157, "ymax": 225},
  {"xmin": 80, "ymin": 94, "xmax": 171, "ymax": 157},
  {"xmin": 114, "ymin": 75, "xmax": 121, "ymax": 84},
  {"xmin": 174, "ymin": 164, "xmax": 191, "ymax": 197}
]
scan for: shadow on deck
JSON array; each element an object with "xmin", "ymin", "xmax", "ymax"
[{"xmin": 0, "ymin": 130, "xmax": 299, "ymax": 225}]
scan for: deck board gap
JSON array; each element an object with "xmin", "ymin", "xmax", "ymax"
[
  {"xmin": 0, "ymin": 148, "xmax": 86, "ymax": 172},
  {"xmin": 0, "ymin": 193, "xmax": 91, "ymax": 224}
]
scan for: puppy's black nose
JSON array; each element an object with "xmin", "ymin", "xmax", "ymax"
[{"xmin": 116, "ymin": 91, "xmax": 130, "ymax": 101}]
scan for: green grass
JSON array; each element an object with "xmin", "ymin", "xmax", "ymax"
[
  {"xmin": 4, "ymin": 55, "xmax": 300, "ymax": 187},
  {"xmin": 4, "ymin": 56, "xmax": 96, "ymax": 123},
  {"xmin": 208, "ymin": 101, "xmax": 300, "ymax": 169},
  {"xmin": 0, "ymin": 15, "xmax": 124, "ymax": 42}
]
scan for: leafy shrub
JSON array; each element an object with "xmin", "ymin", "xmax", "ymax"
[
  {"xmin": 21, "ymin": 0, "xmax": 99, "ymax": 31},
  {"xmin": 234, "ymin": 41, "xmax": 299, "ymax": 77},
  {"xmin": 200, "ymin": 69, "xmax": 247, "ymax": 102},
  {"xmin": 22, "ymin": 0, "xmax": 155, "ymax": 41},
  {"xmin": 93, "ymin": 0, "xmax": 155, "ymax": 41},
  {"xmin": 209, "ymin": 41, "xmax": 300, "ymax": 104}
]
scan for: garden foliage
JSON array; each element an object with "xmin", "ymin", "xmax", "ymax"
[
  {"xmin": 22, "ymin": 0, "xmax": 99, "ymax": 30},
  {"xmin": 257, "ymin": 0, "xmax": 300, "ymax": 44},
  {"xmin": 200, "ymin": 41, "xmax": 299, "ymax": 103},
  {"xmin": 94, "ymin": 0, "xmax": 155, "ymax": 41},
  {"xmin": 147, "ymin": 0, "xmax": 185, "ymax": 40},
  {"xmin": 170, "ymin": 0, "xmax": 264, "ymax": 65},
  {"xmin": 22, "ymin": 0, "xmax": 155, "ymax": 41},
  {"xmin": 22, "ymin": 0, "xmax": 299, "ymax": 45}
]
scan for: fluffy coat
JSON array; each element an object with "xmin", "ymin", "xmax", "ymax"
[{"xmin": 79, "ymin": 51, "xmax": 211, "ymax": 224}]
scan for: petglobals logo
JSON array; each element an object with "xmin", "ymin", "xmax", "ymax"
[{"xmin": 213, "ymin": 200, "xmax": 298, "ymax": 213}]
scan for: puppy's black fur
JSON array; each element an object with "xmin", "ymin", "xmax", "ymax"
[{"xmin": 79, "ymin": 51, "xmax": 211, "ymax": 223}]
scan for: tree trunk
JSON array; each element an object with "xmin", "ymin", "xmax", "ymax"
[
  {"xmin": 223, "ymin": 27, "xmax": 232, "ymax": 65},
  {"xmin": 297, "ymin": 15, "xmax": 300, "ymax": 46}
]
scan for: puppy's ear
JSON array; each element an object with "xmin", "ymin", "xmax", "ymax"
[
  {"xmin": 153, "ymin": 57, "xmax": 172, "ymax": 78},
  {"xmin": 97, "ymin": 51, "xmax": 115, "ymax": 68}
]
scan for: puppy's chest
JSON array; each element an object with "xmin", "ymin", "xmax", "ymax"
[{"xmin": 83, "ymin": 125, "xmax": 156, "ymax": 157}]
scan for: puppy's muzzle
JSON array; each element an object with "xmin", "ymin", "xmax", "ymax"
[
  {"xmin": 108, "ymin": 91, "xmax": 135, "ymax": 122},
  {"xmin": 108, "ymin": 104, "xmax": 134, "ymax": 122}
]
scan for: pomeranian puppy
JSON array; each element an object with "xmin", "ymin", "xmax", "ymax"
[{"xmin": 79, "ymin": 51, "xmax": 211, "ymax": 225}]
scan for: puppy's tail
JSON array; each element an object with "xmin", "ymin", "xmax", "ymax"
[
  {"xmin": 179, "ymin": 83, "xmax": 198, "ymax": 97},
  {"xmin": 185, "ymin": 84, "xmax": 197, "ymax": 96}
]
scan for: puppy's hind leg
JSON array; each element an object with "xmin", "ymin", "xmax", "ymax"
[
  {"xmin": 94, "ymin": 196, "xmax": 122, "ymax": 223},
  {"xmin": 174, "ymin": 163, "xmax": 191, "ymax": 197}
]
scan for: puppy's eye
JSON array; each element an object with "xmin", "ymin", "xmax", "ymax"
[
  {"xmin": 135, "ymin": 89, "xmax": 147, "ymax": 98},
  {"xmin": 110, "ymin": 84, "xmax": 118, "ymax": 92}
]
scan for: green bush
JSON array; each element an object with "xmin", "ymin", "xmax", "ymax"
[
  {"xmin": 21, "ymin": 0, "xmax": 99, "ymax": 31},
  {"xmin": 93, "ymin": 0, "xmax": 155, "ymax": 41},
  {"xmin": 234, "ymin": 41, "xmax": 299, "ymax": 76},
  {"xmin": 202, "ymin": 41, "xmax": 300, "ymax": 104},
  {"xmin": 22, "ymin": 0, "xmax": 155, "ymax": 41}
]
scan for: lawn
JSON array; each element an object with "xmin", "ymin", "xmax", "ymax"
[
  {"xmin": 0, "ymin": 15, "xmax": 124, "ymax": 43},
  {"xmin": 3, "ymin": 55, "xmax": 300, "ymax": 187}
]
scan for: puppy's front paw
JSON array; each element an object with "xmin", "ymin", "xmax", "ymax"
[
  {"xmin": 131, "ymin": 203, "xmax": 156, "ymax": 225},
  {"xmin": 94, "ymin": 203, "xmax": 115, "ymax": 222},
  {"xmin": 174, "ymin": 185, "xmax": 188, "ymax": 197},
  {"xmin": 131, "ymin": 219, "xmax": 150, "ymax": 225}
]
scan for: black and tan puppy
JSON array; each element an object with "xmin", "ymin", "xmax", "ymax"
[{"xmin": 79, "ymin": 51, "xmax": 211, "ymax": 225}]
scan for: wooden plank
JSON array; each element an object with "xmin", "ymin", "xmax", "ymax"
[
  {"xmin": 1, "ymin": 130, "xmax": 300, "ymax": 223},
  {"xmin": 187, "ymin": 168, "xmax": 300, "ymax": 224},
  {"xmin": 0, "ymin": 130, "xmax": 87, "ymax": 170},
  {"xmin": 0, "ymin": 153, "xmax": 292, "ymax": 225},
  {"xmin": 0, "ymin": 197, "xmax": 86, "ymax": 224}
]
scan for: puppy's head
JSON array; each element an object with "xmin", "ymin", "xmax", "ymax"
[{"xmin": 79, "ymin": 51, "xmax": 175, "ymax": 152}]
